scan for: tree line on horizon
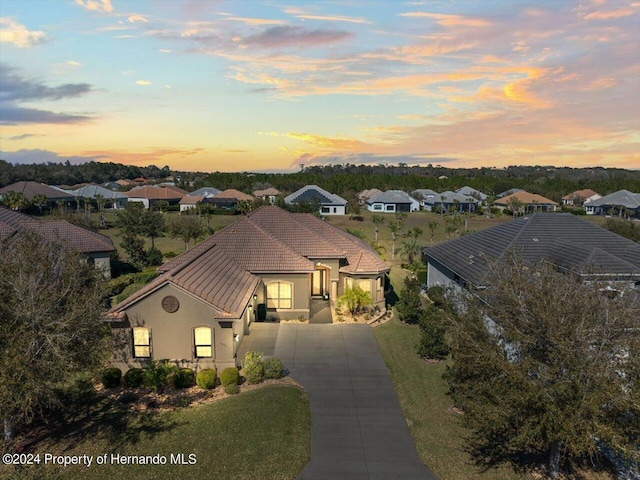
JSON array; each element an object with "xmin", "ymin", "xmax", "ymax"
[{"xmin": 1, "ymin": 159, "xmax": 639, "ymax": 203}]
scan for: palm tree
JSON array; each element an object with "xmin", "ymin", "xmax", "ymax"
[
  {"xmin": 399, "ymin": 238, "xmax": 420, "ymax": 264},
  {"xmin": 32, "ymin": 194, "xmax": 48, "ymax": 215},
  {"xmin": 372, "ymin": 214, "xmax": 385, "ymax": 243},
  {"xmin": 388, "ymin": 221, "xmax": 400, "ymax": 260},
  {"xmin": 428, "ymin": 220, "xmax": 438, "ymax": 246}
]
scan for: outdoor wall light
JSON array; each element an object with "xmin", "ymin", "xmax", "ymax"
[
  {"xmin": 234, "ymin": 334, "xmax": 239, "ymax": 342},
  {"xmin": 253, "ymin": 294, "xmax": 257, "ymax": 300},
  {"xmin": 248, "ymin": 304, "xmax": 253, "ymax": 310}
]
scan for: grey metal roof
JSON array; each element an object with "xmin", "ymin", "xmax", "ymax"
[
  {"xmin": 285, "ymin": 185, "xmax": 347, "ymax": 206},
  {"xmin": 424, "ymin": 213, "xmax": 640, "ymax": 286},
  {"xmin": 586, "ymin": 190, "xmax": 640, "ymax": 209},
  {"xmin": 71, "ymin": 184, "xmax": 128, "ymax": 200},
  {"xmin": 456, "ymin": 186, "xmax": 488, "ymax": 200},
  {"xmin": 367, "ymin": 190, "xmax": 418, "ymax": 205},
  {"xmin": 413, "ymin": 189, "xmax": 439, "ymax": 199},
  {"xmin": 190, "ymin": 187, "xmax": 221, "ymax": 197}
]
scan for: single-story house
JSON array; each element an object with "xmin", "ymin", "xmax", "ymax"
[
  {"xmin": 366, "ymin": 190, "xmax": 420, "ymax": 213},
  {"xmin": 424, "ymin": 212, "xmax": 640, "ymax": 292},
  {"xmin": 358, "ymin": 188, "xmax": 384, "ymax": 205},
  {"xmin": 108, "ymin": 206, "xmax": 389, "ymax": 371},
  {"xmin": 190, "ymin": 187, "xmax": 221, "ymax": 198},
  {"xmin": 69, "ymin": 184, "xmax": 128, "ymax": 209},
  {"xmin": 412, "ymin": 189, "xmax": 439, "ymax": 208},
  {"xmin": 208, "ymin": 189, "xmax": 254, "ymax": 209},
  {"xmin": 0, "ymin": 206, "xmax": 115, "ymax": 278},
  {"xmin": 494, "ymin": 191, "xmax": 557, "ymax": 213},
  {"xmin": 253, "ymin": 188, "xmax": 282, "ymax": 204},
  {"xmin": 125, "ymin": 185, "xmax": 188, "ymax": 209},
  {"xmin": 419, "ymin": 190, "xmax": 479, "ymax": 213},
  {"xmin": 456, "ymin": 186, "xmax": 488, "ymax": 203},
  {"xmin": 0, "ymin": 181, "xmax": 75, "ymax": 207},
  {"xmin": 179, "ymin": 195, "xmax": 204, "ymax": 212},
  {"xmin": 561, "ymin": 189, "xmax": 601, "ymax": 206},
  {"xmin": 285, "ymin": 185, "xmax": 347, "ymax": 216},
  {"xmin": 585, "ymin": 190, "xmax": 640, "ymax": 218}
]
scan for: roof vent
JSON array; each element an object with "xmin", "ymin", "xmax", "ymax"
[{"xmin": 532, "ymin": 238, "xmax": 539, "ymax": 242}]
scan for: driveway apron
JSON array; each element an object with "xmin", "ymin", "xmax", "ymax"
[{"xmin": 274, "ymin": 323, "xmax": 438, "ymax": 480}]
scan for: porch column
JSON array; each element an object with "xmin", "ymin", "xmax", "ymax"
[{"xmin": 331, "ymin": 280, "xmax": 338, "ymax": 305}]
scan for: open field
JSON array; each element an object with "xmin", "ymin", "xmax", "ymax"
[{"xmin": 1, "ymin": 384, "xmax": 310, "ymax": 480}]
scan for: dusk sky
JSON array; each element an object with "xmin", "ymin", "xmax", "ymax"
[{"xmin": 1, "ymin": 0, "xmax": 639, "ymax": 172}]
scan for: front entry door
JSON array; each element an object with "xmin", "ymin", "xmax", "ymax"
[{"xmin": 312, "ymin": 269, "xmax": 325, "ymax": 297}]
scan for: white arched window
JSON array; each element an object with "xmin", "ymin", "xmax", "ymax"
[{"xmin": 194, "ymin": 326, "xmax": 213, "ymax": 358}]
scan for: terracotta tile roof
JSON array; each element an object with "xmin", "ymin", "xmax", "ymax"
[
  {"xmin": 253, "ymin": 188, "xmax": 281, "ymax": 197},
  {"xmin": 110, "ymin": 243, "xmax": 260, "ymax": 320},
  {"xmin": 0, "ymin": 206, "xmax": 114, "ymax": 253},
  {"xmin": 214, "ymin": 189, "xmax": 254, "ymax": 201},
  {"xmin": 125, "ymin": 185, "xmax": 187, "ymax": 200},
  {"xmin": 562, "ymin": 189, "xmax": 599, "ymax": 201},
  {"xmin": 0, "ymin": 181, "xmax": 75, "ymax": 201},
  {"xmin": 291, "ymin": 212, "xmax": 389, "ymax": 274},
  {"xmin": 248, "ymin": 206, "xmax": 344, "ymax": 258},
  {"xmin": 494, "ymin": 191, "xmax": 557, "ymax": 206}
]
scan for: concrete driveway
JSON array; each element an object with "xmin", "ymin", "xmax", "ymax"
[{"xmin": 271, "ymin": 324, "xmax": 438, "ymax": 480}]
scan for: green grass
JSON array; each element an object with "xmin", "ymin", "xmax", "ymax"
[
  {"xmin": 373, "ymin": 318, "xmax": 527, "ymax": 480},
  {"xmin": 2, "ymin": 385, "xmax": 310, "ymax": 480}
]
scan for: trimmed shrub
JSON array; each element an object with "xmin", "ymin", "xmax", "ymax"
[
  {"xmin": 263, "ymin": 358, "xmax": 284, "ymax": 379},
  {"xmin": 196, "ymin": 368, "xmax": 217, "ymax": 390},
  {"xmin": 101, "ymin": 367, "xmax": 122, "ymax": 388},
  {"xmin": 220, "ymin": 367, "xmax": 239, "ymax": 387},
  {"xmin": 145, "ymin": 247, "xmax": 163, "ymax": 267},
  {"xmin": 243, "ymin": 351, "xmax": 264, "ymax": 384},
  {"xmin": 224, "ymin": 383, "xmax": 239, "ymax": 395},
  {"xmin": 124, "ymin": 368, "xmax": 145, "ymax": 388},
  {"xmin": 174, "ymin": 368, "xmax": 196, "ymax": 389},
  {"xmin": 143, "ymin": 360, "xmax": 177, "ymax": 393}
]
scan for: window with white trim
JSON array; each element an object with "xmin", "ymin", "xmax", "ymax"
[
  {"xmin": 194, "ymin": 326, "xmax": 212, "ymax": 358},
  {"xmin": 133, "ymin": 327, "xmax": 151, "ymax": 358},
  {"xmin": 266, "ymin": 282, "xmax": 292, "ymax": 309}
]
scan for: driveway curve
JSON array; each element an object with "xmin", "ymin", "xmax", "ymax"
[{"xmin": 273, "ymin": 323, "xmax": 438, "ymax": 480}]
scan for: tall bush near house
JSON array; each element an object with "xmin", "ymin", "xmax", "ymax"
[
  {"xmin": 396, "ymin": 276, "xmax": 423, "ymax": 324},
  {"xmin": 243, "ymin": 351, "xmax": 264, "ymax": 384},
  {"xmin": 221, "ymin": 367, "xmax": 239, "ymax": 394},
  {"xmin": 416, "ymin": 305, "xmax": 449, "ymax": 360},
  {"xmin": 143, "ymin": 360, "xmax": 177, "ymax": 393},
  {"xmin": 263, "ymin": 358, "xmax": 284, "ymax": 379}
]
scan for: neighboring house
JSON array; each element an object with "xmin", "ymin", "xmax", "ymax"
[
  {"xmin": 412, "ymin": 189, "xmax": 439, "ymax": 208},
  {"xmin": 358, "ymin": 188, "xmax": 384, "ymax": 205},
  {"xmin": 285, "ymin": 185, "xmax": 347, "ymax": 215},
  {"xmin": 69, "ymin": 184, "xmax": 128, "ymax": 209},
  {"xmin": 115, "ymin": 179, "xmax": 134, "ymax": 187},
  {"xmin": 0, "ymin": 181, "xmax": 75, "ymax": 207},
  {"xmin": 420, "ymin": 190, "xmax": 478, "ymax": 213},
  {"xmin": 585, "ymin": 189, "xmax": 640, "ymax": 218},
  {"xmin": 456, "ymin": 186, "xmax": 488, "ymax": 203},
  {"xmin": 424, "ymin": 212, "xmax": 640, "ymax": 292},
  {"xmin": 190, "ymin": 187, "xmax": 221, "ymax": 198},
  {"xmin": 208, "ymin": 189, "xmax": 254, "ymax": 209},
  {"xmin": 494, "ymin": 191, "xmax": 558, "ymax": 213},
  {"xmin": 366, "ymin": 190, "xmax": 420, "ymax": 213},
  {"xmin": 125, "ymin": 185, "xmax": 187, "ymax": 209},
  {"xmin": 253, "ymin": 188, "xmax": 282, "ymax": 204},
  {"xmin": 496, "ymin": 188, "xmax": 524, "ymax": 198},
  {"xmin": 561, "ymin": 189, "xmax": 601, "ymax": 206},
  {"xmin": 102, "ymin": 182, "xmax": 121, "ymax": 191},
  {"xmin": 0, "ymin": 206, "xmax": 115, "ymax": 278},
  {"xmin": 108, "ymin": 206, "xmax": 389, "ymax": 371},
  {"xmin": 179, "ymin": 195, "xmax": 204, "ymax": 212}
]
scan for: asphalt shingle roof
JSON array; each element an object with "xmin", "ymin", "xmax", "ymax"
[
  {"xmin": 367, "ymin": 190, "xmax": 418, "ymax": 205},
  {"xmin": 70, "ymin": 184, "xmax": 128, "ymax": 200},
  {"xmin": 0, "ymin": 181, "xmax": 75, "ymax": 201},
  {"xmin": 285, "ymin": 185, "xmax": 347, "ymax": 205},
  {"xmin": 424, "ymin": 213, "xmax": 640, "ymax": 286}
]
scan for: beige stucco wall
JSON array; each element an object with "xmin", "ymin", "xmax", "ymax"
[
  {"xmin": 110, "ymin": 283, "xmax": 246, "ymax": 372},
  {"xmin": 258, "ymin": 272, "xmax": 310, "ymax": 320},
  {"xmin": 338, "ymin": 273, "xmax": 386, "ymax": 309}
]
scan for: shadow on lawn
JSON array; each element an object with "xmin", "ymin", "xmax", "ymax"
[{"xmin": 23, "ymin": 379, "xmax": 183, "ymax": 453}]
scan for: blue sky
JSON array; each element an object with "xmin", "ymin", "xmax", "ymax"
[{"xmin": 1, "ymin": 0, "xmax": 639, "ymax": 171}]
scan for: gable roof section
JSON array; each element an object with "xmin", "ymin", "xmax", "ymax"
[
  {"xmin": 71, "ymin": 184, "xmax": 128, "ymax": 200},
  {"xmin": 495, "ymin": 191, "xmax": 557, "ymax": 206},
  {"xmin": 190, "ymin": 187, "xmax": 221, "ymax": 197},
  {"xmin": 213, "ymin": 189, "xmax": 254, "ymax": 201},
  {"xmin": 285, "ymin": 185, "xmax": 347, "ymax": 206},
  {"xmin": 0, "ymin": 181, "xmax": 75, "ymax": 201},
  {"xmin": 587, "ymin": 189, "xmax": 640, "ymax": 209},
  {"xmin": 0, "ymin": 207, "xmax": 114, "ymax": 253},
  {"xmin": 358, "ymin": 188, "xmax": 383, "ymax": 201},
  {"xmin": 179, "ymin": 195, "xmax": 204, "ymax": 205},
  {"xmin": 291, "ymin": 212, "xmax": 389, "ymax": 274},
  {"xmin": 111, "ymin": 243, "xmax": 260, "ymax": 319},
  {"xmin": 424, "ymin": 213, "xmax": 640, "ymax": 286},
  {"xmin": 456, "ymin": 186, "xmax": 488, "ymax": 200},
  {"xmin": 496, "ymin": 188, "xmax": 524, "ymax": 198},
  {"xmin": 562, "ymin": 189, "xmax": 599, "ymax": 201},
  {"xmin": 367, "ymin": 190, "xmax": 418, "ymax": 205},
  {"xmin": 125, "ymin": 185, "xmax": 187, "ymax": 200}
]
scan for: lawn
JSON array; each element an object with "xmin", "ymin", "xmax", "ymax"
[{"xmin": 1, "ymin": 385, "xmax": 310, "ymax": 480}]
